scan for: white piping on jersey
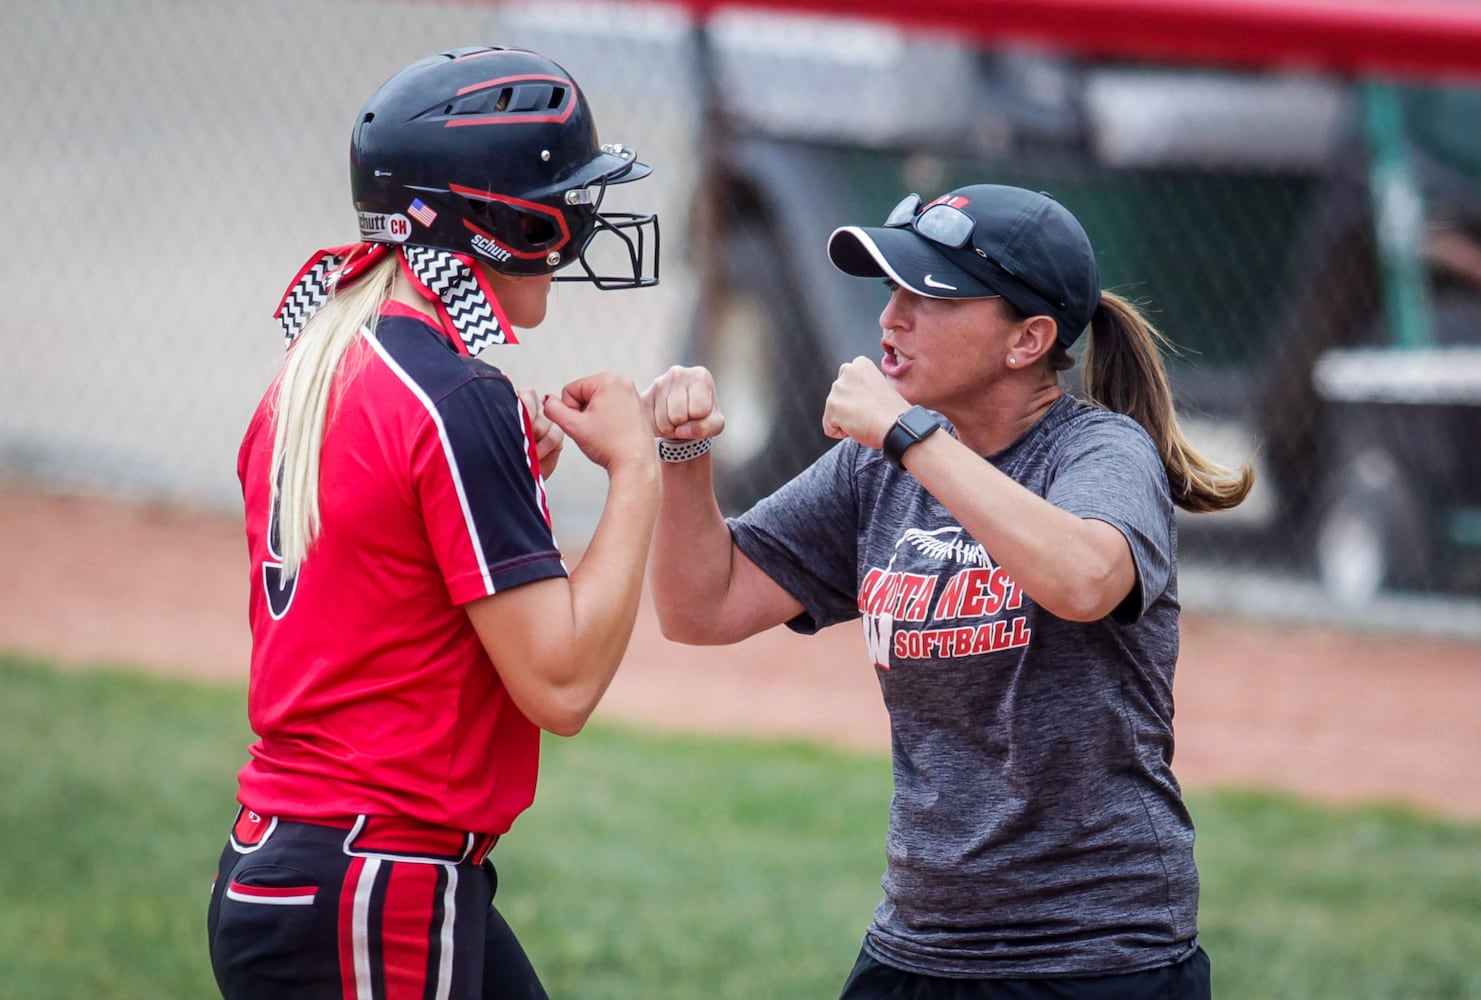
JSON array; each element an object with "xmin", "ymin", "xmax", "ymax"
[
  {"xmin": 517, "ymin": 398, "xmax": 560, "ymax": 556},
  {"xmin": 361, "ymin": 327, "xmax": 496, "ymax": 595}
]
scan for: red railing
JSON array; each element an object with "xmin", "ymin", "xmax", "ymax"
[{"xmin": 668, "ymin": 0, "xmax": 1481, "ymax": 81}]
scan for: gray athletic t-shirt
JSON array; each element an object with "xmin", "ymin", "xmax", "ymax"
[{"xmin": 729, "ymin": 394, "xmax": 1199, "ymax": 978}]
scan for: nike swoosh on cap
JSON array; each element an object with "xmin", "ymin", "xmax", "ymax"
[{"xmin": 923, "ymin": 274, "xmax": 957, "ymax": 290}]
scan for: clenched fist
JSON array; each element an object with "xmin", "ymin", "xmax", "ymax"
[
  {"xmin": 542, "ymin": 372, "xmax": 658, "ymax": 474},
  {"xmin": 822, "ymin": 357, "xmax": 909, "ymax": 449},
  {"xmin": 518, "ymin": 387, "xmax": 565, "ymax": 477},
  {"xmin": 642, "ymin": 365, "xmax": 727, "ymax": 441}
]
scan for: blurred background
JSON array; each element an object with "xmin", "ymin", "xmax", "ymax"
[
  {"xmin": 3, "ymin": 0, "xmax": 1481, "ymax": 626},
  {"xmin": 2, "ymin": 1, "xmax": 1481, "ymax": 997}
]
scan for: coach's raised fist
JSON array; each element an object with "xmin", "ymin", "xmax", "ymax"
[{"xmin": 642, "ymin": 365, "xmax": 727, "ymax": 442}]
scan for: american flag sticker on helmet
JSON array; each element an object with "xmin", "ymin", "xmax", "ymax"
[{"xmin": 408, "ymin": 199, "xmax": 437, "ymax": 227}]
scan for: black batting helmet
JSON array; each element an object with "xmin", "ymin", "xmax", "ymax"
[{"xmin": 350, "ymin": 46, "xmax": 657, "ymax": 287}]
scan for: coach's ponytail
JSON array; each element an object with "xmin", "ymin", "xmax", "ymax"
[
  {"xmin": 1080, "ymin": 291, "xmax": 1254, "ymax": 513},
  {"xmin": 269, "ymin": 253, "xmax": 397, "ymax": 577}
]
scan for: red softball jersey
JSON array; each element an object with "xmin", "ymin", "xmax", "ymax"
[{"xmin": 235, "ymin": 301, "xmax": 567, "ymax": 836}]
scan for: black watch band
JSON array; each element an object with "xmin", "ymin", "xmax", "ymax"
[{"xmin": 882, "ymin": 405, "xmax": 941, "ymax": 469}]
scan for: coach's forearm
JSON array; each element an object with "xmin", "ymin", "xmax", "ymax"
[
  {"xmin": 903, "ymin": 431, "xmax": 1135, "ymax": 621},
  {"xmin": 648, "ymin": 454, "xmax": 747, "ymax": 643}
]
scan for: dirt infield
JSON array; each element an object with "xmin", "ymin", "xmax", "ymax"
[{"xmin": 4, "ymin": 485, "xmax": 1479, "ymax": 820}]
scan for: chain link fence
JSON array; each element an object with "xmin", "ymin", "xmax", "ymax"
[
  {"xmin": 0, "ymin": 0, "xmax": 698, "ymax": 525},
  {"xmin": 4, "ymin": 1, "xmax": 1480, "ymax": 616}
]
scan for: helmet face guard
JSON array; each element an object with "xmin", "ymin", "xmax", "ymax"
[
  {"xmin": 554, "ymin": 177, "xmax": 660, "ymax": 289},
  {"xmin": 557, "ymin": 210, "xmax": 660, "ymax": 289},
  {"xmin": 350, "ymin": 47, "xmax": 658, "ymax": 289}
]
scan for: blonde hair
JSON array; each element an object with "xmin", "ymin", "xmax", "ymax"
[
  {"xmin": 269, "ymin": 254, "xmax": 398, "ymax": 576},
  {"xmin": 1054, "ymin": 290, "xmax": 1254, "ymax": 514}
]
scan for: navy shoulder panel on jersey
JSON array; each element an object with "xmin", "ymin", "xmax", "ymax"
[
  {"xmin": 370, "ymin": 314, "xmax": 563, "ymax": 593},
  {"xmin": 371, "ymin": 314, "xmax": 509, "ymax": 399}
]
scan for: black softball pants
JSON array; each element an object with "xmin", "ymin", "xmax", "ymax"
[{"xmin": 206, "ymin": 812, "xmax": 545, "ymax": 1000}]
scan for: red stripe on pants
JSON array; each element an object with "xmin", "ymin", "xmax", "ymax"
[{"xmin": 379, "ymin": 862, "xmax": 442, "ymax": 999}]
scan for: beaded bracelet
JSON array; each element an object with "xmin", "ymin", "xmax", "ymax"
[{"xmin": 656, "ymin": 437, "xmax": 714, "ymax": 463}]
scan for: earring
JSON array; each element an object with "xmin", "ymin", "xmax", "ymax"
[{"xmin": 1008, "ymin": 357, "xmax": 1017, "ymax": 366}]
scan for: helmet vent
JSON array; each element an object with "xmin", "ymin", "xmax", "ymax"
[
  {"xmin": 442, "ymin": 84, "xmax": 568, "ymax": 119},
  {"xmin": 444, "ymin": 91, "xmax": 508, "ymax": 116}
]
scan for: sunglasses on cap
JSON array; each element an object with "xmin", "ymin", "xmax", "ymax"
[
  {"xmin": 882, "ymin": 193, "xmax": 1069, "ymax": 311},
  {"xmin": 884, "ymin": 193, "xmax": 976, "ymax": 249}
]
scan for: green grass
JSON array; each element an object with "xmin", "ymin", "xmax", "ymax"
[
  {"xmin": 2, "ymin": 653, "xmax": 1479, "ymax": 999},
  {"xmin": 0, "ymin": 655, "xmax": 251, "ymax": 998},
  {"xmin": 1194, "ymin": 792, "xmax": 1481, "ymax": 999}
]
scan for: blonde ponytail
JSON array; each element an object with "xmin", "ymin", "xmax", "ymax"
[
  {"xmin": 1079, "ymin": 291, "xmax": 1254, "ymax": 514},
  {"xmin": 269, "ymin": 254, "xmax": 397, "ymax": 576}
]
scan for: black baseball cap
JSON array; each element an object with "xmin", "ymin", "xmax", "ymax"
[{"xmin": 827, "ymin": 184, "xmax": 1101, "ymax": 346}]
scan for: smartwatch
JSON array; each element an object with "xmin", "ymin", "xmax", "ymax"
[{"xmin": 882, "ymin": 405, "xmax": 941, "ymax": 469}]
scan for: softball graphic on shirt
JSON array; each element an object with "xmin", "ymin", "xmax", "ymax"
[{"xmin": 858, "ymin": 526, "xmax": 1029, "ymax": 670}]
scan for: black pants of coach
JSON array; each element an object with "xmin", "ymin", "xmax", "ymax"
[
  {"xmin": 207, "ymin": 816, "xmax": 546, "ymax": 999},
  {"xmin": 839, "ymin": 943, "xmax": 1212, "ymax": 999}
]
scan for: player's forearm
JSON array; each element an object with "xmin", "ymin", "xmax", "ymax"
[{"xmin": 543, "ymin": 460, "xmax": 661, "ymax": 731}]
